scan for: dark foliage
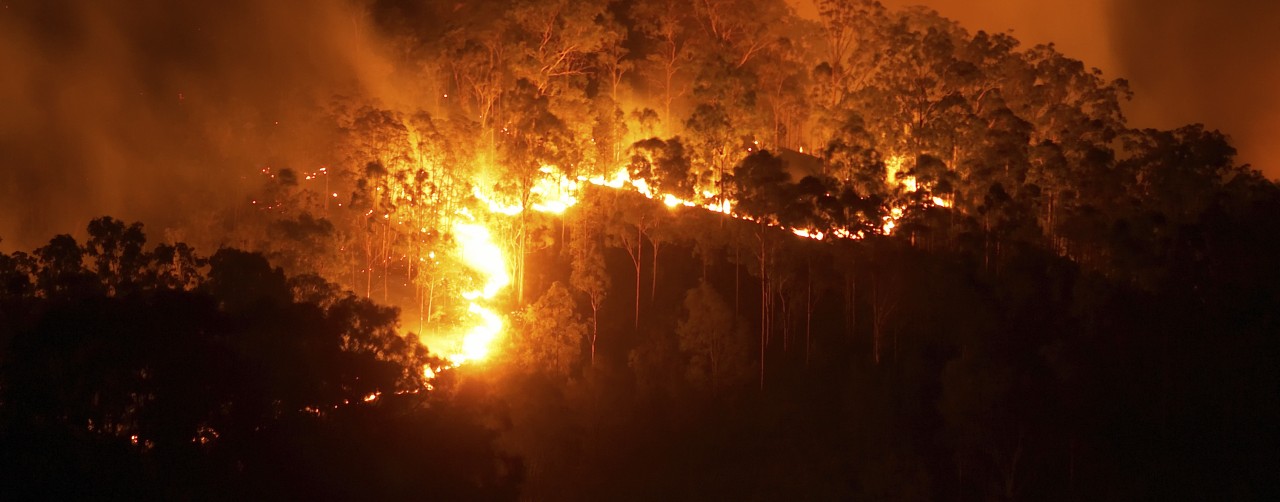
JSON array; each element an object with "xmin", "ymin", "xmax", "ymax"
[{"xmin": 0, "ymin": 218, "xmax": 519, "ymax": 500}]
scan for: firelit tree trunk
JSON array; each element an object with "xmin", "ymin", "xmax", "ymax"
[
  {"xmin": 651, "ymin": 239, "xmax": 659, "ymax": 304},
  {"xmin": 518, "ymin": 208, "xmax": 527, "ymax": 305},
  {"xmin": 382, "ymin": 221, "xmax": 390, "ymax": 303},
  {"xmin": 620, "ymin": 218, "xmax": 648, "ymax": 331},
  {"xmin": 589, "ymin": 297, "xmax": 599, "ymax": 366},
  {"xmin": 621, "ymin": 224, "xmax": 642, "ymax": 330},
  {"xmin": 364, "ymin": 227, "xmax": 374, "ymax": 298},
  {"xmin": 756, "ymin": 225, "xmax": 770, "ymax": 389}
]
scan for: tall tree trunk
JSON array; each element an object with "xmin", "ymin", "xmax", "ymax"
[
  {"xmin": 651, "ymin": 239, "xmax": 659, "ymax": 303},
  {"xmin": 590, "ymin": 298, "xmax": 599, "ymax": 366},
  {"xmin": 365, "ymin": 228, "xmax": 373, "ymax": 298},
  {"xmin": 382, "ymin": 222, "xmax": 390, "ymax": 303},
  {"xmin": 634, "ymin": 224, "xmax": 642, "ymax": 330},
  {"xmin": 758, "ymin": 227, "xmax": 768, "ymax": 388},
  {"xmin": 518, "ymin": 211, "xmax": 527, "ymax": 305}
]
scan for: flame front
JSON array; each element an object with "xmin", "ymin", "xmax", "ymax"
[
  {"xmin": 420, "ymin": 151, "xmax": 942, "ymax": 378},
  {"xmin": 446, "ymin": 220, "xmax": 510, "ymax": 365}
]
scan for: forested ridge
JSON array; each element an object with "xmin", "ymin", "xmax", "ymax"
[{"xmin": 2, "ymin": 0, "xmax": 1278, "ymax": 499}]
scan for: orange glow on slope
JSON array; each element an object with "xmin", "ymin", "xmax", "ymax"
[{"xmin": 397, "ymin": 150, "xmax": 952, "ymax": 381}]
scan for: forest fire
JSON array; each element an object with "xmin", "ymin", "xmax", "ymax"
[
  {"xmin": 425, "ymin": 147, "xmax": 948, "ymax": 372},
  {"xmin": 432, "ymin": 149, "xmax": 933, "ymax": 371},
  {"xmin": 1, "ymin": 0, "xmax": 1275, "ymax": 498},
  {"xmin": 443, "ymin": 218, "xmax": 510, "ymax": 365}
]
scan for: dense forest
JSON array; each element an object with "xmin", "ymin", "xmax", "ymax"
[{"xmin": 2, "ymin": 0, "xmax": 1278, "ymax": 499}]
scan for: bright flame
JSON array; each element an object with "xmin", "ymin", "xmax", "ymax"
[
  {"xmin": 446, "ymin": 219, "xmax": 511, "ymax": 365},
  {"xmin": 902, "ymin": 175, "xmax": 918, "ymax": 193},
  {"xmin": 453, "ymin": 222, "xmax": 509, "ymax": 299},
  {"xmin": 886, "ymin": 154, "xmax": 907, "ymax": 186},
  {"xmin": 662, "ymin": 193, "xmax": 693, "ymax": 208},
  {"xmin": 426, "ymin": 150, "xmax": 945, "ymax": 377},
  {"xmin": 472, "ymin": 186, "xmax": 523, "ymax": 216},
  {"xmin": 529, "ymin": 168, "xmax": 580, "ymax": 214},
  {"xmin": 792, "ymin": 228, "xmax": 825, "ymax": 240},
  {"xmin": 456, "ymin": 303, "xmax": 503, "ymax": 363}
]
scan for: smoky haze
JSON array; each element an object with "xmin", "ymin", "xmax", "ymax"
[
  {"xmin": 4, "ymin": 1, "xmax": 1278, "ymax": 250},
  {"xmin": 1108, "ymin": 0, "xmax": 1280, "ymax": 177},
  {"xmin": 0, "ymin": 0, "xmax": 412, "ymax": 251}
]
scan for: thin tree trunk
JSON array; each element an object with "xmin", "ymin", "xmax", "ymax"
[
  {"xmin": 634, "ymin": 224, "xmax": 642, "ymax": 330},
  {"xmin": 519, "ymin": 212, "xmax": 527, "ymax": 305},
  {"xmin": 759, "ymin": 228, "xmax": 768, "ymax": 388},
  {"xmin": 651, "ymin": 239, "xmax": 659, "ymax": 303},
  {"xmin": 590, "ymin": 299, "xmax": 599, "ymax": 366},
  {"xmin": 382, "ymin": 222, "xmax": 389, "ymax": 303},
  {"xmin": 365, "ymin": 229, "xmax": 373, "ymax": 298}
]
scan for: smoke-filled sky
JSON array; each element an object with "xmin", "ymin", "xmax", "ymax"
[
  {"xmin": 2, "ymin": 0, "xmax": 1278, "ymax": 250},
  {"xmin": 0, "ymin": 0, "xmax": 414, "ymax": 250}
]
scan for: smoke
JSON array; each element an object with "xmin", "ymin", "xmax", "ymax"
[
  {"xmin": 0, "ymin": 0, "xmax": 416, "ymax": 251},
  {"xmin": 4, "ymin": 1, "xmax": 1276, "ymax": 252},
  {"xmin": 1108, "ymin": 0, "xmax": 1280, "ymax": 176}
]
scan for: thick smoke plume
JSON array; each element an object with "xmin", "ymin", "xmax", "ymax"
[{"xmin": 0, "ymin": 0, "xmax": 412, "ymax": 250}]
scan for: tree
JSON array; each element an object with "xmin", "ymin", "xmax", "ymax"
[
  {"xmin": 632, "ymin": 0, "xmax": 695, "ymax": 131},
  {"xmin": 569, "ymin": 208, "xmax": 609, "ymax": 365},
  {"xmin": 508, "ymin": 0, "xmax": 614, "ymax": 97},
  {"xmin": 0, "ymin": 251, "xmax": 35, "ymax": 300},
  {"xmin": 629, "ymin": 136, "xmax": 696, "ymax": 200},
  {"xmin": 677, "ymin": 280, "xmax": 749, "ymax": 393},
  {"xmin": 823, "ymin": 113, "xmax": 887, "ymax": 197},
  {"xmin": 728, "ymin": 150, "xmax": 791, "ymax": 223},
  {"xmin": 204, "ymin": 249, "xmax": 290, "ymax": 314},
  {"xmin": 601, "ymin": 191, "xmax": 655, "ymax": 330},
  {"xmin": 512, "ymin": 282, "xmax": 586, "ymax": 377},
  {"xmin": 147, "ymin": 242, "xmax": 205, "ymax": 291},
  {"xmin": 497, "ymin": 79, "xmax": 578, "ymax": 303},
  {"xmin": 34, "ymin": 234, "xmax": 96, "ymax": 298},
  {"xmin": 84, "ymin": 217, "xmax": 148, "ymax": 294},
  {"xmin": 813, "ymin": 0, "xmax": 891, "ymax": 112}
]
